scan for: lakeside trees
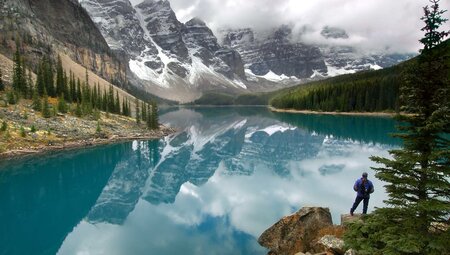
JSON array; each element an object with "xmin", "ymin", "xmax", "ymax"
[
  {"xmin": 344, "ymin": 1, "xmax": 450, "ymax": 254},
  {"xmin": 270, "ymin": 66, "xmax": 404, "ymax": 112},
  {"xmin": 7, "ymin": 48, "xmax": 159, "ymax": 129}
]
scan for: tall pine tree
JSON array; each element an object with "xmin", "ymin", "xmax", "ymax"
[
  {"xmin": 150, "ymin": 101, "xmax": 159, "ymax": 129},
  {"xmin": 135, "ymin": 98, "xmax": 140, "ymax": 124},
  {"xmin": 12, "ymin": 45, "xmax": 26, "ymax": 96},
  {"xmin": 0, "ymin": 69, "xmax": 4, "ymax": 91},
  {"xmin": 345, "ymin": 1, "xmax": 450, "ymax": 254},
  {"xmin": 56, "ymin": 55, "xmax": 64, "ymax": 96},
  {"xmin": 41, "ymin": 89, "xmax": 51, "ymax": 118}
]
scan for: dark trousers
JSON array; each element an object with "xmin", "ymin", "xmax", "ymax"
[{"xmin": 351, "ymin": 196, "xmax": 369, "ymax": 214}]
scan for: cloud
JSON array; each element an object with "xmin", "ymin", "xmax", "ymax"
[{"xmin": 131, "ymin": 0, "xmax": 450, "ymax": 53}]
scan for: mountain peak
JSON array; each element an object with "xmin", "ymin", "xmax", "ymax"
[{"xmin": 186, "ymin": 17, "xmax": 207, "ymax": 27}]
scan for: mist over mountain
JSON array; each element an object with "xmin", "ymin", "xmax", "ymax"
[{"xmin": 143, "ymin": 0, "xmax": 450, "ymax": 54}]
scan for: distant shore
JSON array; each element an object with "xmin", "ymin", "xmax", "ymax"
[{"xmin": 268, "ymin": 106, "xmax": 399, "ymax": 117}]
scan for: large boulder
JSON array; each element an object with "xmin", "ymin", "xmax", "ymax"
[{"xmin": 258, "ymin": 207, "xmax": 333, "ymax": 255}]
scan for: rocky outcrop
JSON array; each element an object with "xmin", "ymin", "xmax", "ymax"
[
  {"xmin": 258, "ymin": 207, "xmax": 333, "ymax": 255},
  {"xmin": 317, "ymin": 235, "xmax": 345, "ymax": 255},
  {"xmin": 340, "ymin": 214, "xmax": 363, "ymax": 226},
  {"xmin": 1, "ymin": 0, "xmax": 125, "ymax": 85},
  {"xmin": 80, "ymin": 0, "xmax": 154, "ymax": 58}
]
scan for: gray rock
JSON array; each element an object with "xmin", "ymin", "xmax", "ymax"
[
  {"xmin": 80, "ymin": 0, "xmax": 159, "ymax": 60},
  {"xmin": 341, "ymin": 214, "xmax": 363, "ymax": 226},
  {"xmin": 136, "ymin": 0, "xmax": 190, "ymax": 62},
  {"xmin": 344, "ymin": 249, "xmax": 357, "ymax": 255},
  {"xmin": 221, "ymin": 25, "xmax": 327, "ymax": 79},
  {"xmin": 317, "ymin": 235, "xmax": 345, "ymax": 255}
]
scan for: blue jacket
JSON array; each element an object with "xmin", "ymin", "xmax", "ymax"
[{"xmin": 354, "ymin": 178, "xmax": 374, "ymax": 198}]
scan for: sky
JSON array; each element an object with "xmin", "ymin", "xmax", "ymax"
[{"xmin": 130, "ymin": 0, "xmax": 450, "ymax": 53}]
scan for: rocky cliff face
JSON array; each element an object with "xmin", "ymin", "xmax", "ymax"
[
  {"xmin": 182, "ymin": 17, "xmax": 246, "ymax": 80},
  {"xmin": 79, "ymin": 0, "xmax": 156, "ymax": 59},
  {"xmin": 0, "ymin": 0, "xmax": 125, "ymax": 85},
  {"xmin": 221, "ymin": 26, "xmax": 328, "ymax": 79}
]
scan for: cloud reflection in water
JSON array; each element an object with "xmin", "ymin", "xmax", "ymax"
[{"xmin": 58, "ymin": 107, "xmax": 397, "ymax": 255}]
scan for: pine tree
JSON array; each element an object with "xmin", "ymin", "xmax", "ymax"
[
  {"xmin": 108, "ymin": 85, "xmax": 115, "ymax": 113},
  {"xmin": 20, "ymin": 126, "xmax": 26, "ymax": 137},
  {"xmin": 115, "ymin": 91, "xmax": 120, "ymax": 114},
  {"xmin": 135, "ymin": 98, "xmax": 141, "ymax": 124},
  {"xmin": 12, "ymin": 46, "xmax": 26, "ymax": 96},
  {"xmin": 102, "ymin": 89, "xmax": 107, "ymax": 111},
  {"xmin": 69, "ymin": 70, "xmax": 75, "ymax": 103},
  {"xmin": 36, "ymin": 62, "xmax": 45, "ymax": 96},
  {"xmin": 63, "ymin": 70, "xmax": 69, "ymax": 101},
  {"xmin": 32, "ymin": 87, "xmax": 41, "ymax": 111},
  {"xmin": 345, "ymin": 1, "xmax": 450, "ymax": 254},
  {"xmin": 75, "ymin": 100, "xmax": 82, "ymax": 117},
  {"xmin": 56, "ymin": 55, "xmax": 64, "ymax": 96},
  {"xmin": 0, "ymin": 69, "xmax": 4, "ymax": 91},
  {"xmin": 127, "ymin": 99, "xmax": 131, "ymax": 117},
  {"xmin": 43, "ymin": 57, "xmax": 55, "ymax": 97},
  {"xmin": 7, "ymin": 91, "xmax": 17, "ymax": 105},
  {"xmin": 81, "ymin": 82, "xmax": 92, "ymax": 115},
  {"xmin": 0, "ymin": 121, "xmax": 7, "ymax": 132},
  {"xmin": 76, "ymin": 78, "xmax": 82, "ymax": 103},
  {"xmin": 42, "ymin": 89, "xmax": 51, "ymax": 118},
  {"xmin": 96, "ymin": 121, "xmax": 101, "ymax": 133},
  {"xmin": 57, "ymin": 94, "xmax": 68, "ymax": 114},
  {"xmin": 141, "ymin": 101, "xmax": 147, "ymax": 122},
  {"xmin": 96, "ymin": 83, "xmax": 102, "ymax": 109},
  {"xmin": 151, "ymin": 101, "xmax": 159, "ymax": 129}
]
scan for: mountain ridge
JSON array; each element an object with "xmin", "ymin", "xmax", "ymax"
[{"xmin": 79, "ymin": 0, "xmax": 415, "ymax": 103}]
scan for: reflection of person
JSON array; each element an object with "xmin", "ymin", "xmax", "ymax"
[{"xmin": 350, "ymin": 172, "xmax": 374, "ymax": 215}]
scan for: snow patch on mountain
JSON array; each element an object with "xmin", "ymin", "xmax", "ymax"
[
  {"xmin": 325, "ymin": 62, "xmax": 357, "ymax": 76},
  {"xmin": 245, "ymin": 69, "xmax": 300, "ymax": 82}
]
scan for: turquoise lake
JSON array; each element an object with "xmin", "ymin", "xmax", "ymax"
[{"xmin": 0, "ymin": 107, "xmax": 400, "ymax": 255}]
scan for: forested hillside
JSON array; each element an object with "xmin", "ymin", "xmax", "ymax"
[{"xmin": 270, "ymin": 39, "xmax": 450, "ymax": 112}]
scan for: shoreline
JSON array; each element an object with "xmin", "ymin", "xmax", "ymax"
[
  {"xmin": 0, "ymin": 126, "xmax": 176, "ymax": 161},
  {"xmin": 268, "ymin": 106, "xmax": 400, "ymax": 117}
]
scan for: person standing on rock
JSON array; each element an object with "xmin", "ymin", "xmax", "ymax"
[{"xmin": 350, "ymin": 172, "xmax": 374, "ymax": 215}]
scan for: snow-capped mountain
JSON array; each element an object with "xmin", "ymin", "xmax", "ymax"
[
  {"xmin": 220, "ymin": 25, "xmax": 414, "ymax": 79},
  {"xmin": 80, "ymin": 0, "xmax": 414, "ymax": 103},
  {"xmin": 220, "ymin": 25, "xmax": 328, "ymax": 79}
]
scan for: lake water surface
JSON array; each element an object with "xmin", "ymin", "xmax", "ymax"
[{"xmin": 0, "ymin": 107, "xmax": 400, "ymax": 255}]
